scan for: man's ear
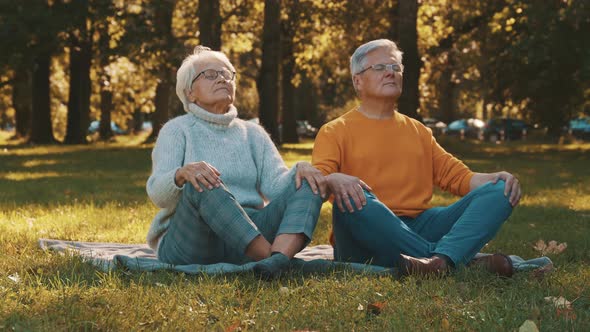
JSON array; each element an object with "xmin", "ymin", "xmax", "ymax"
[{"xmin": 353, "ymin": 75, "xmax": 362, "ymax": 94}]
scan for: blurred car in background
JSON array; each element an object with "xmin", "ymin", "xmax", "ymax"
[
  {"xmin": 567, "ymin": 117, "xmax": 590, "ymax": 140},
  {"xmin": 296, "ymin": 120, "xmax": 318, "ymax": 138},
  {"xmin": 482, "ymin": 118, "xmax": 528, "ymax": 142},
  {"xmin": 88, "ymin": 121, "xmax": 127, "ymax": 135},
  {"xmin": 422, "ymin": 117, "xmax": 447, "ymax": 135},
  {"xmin": 445, "ymin": 118, "xmax": 485, "ymax": 139}
]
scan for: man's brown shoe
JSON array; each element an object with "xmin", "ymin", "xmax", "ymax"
[
  {"xmin": 397, "ymin": 254, "xmax": 450, "ymax": 277},
  {"xmin": 469, "ymin": 253, "xmax": 514, "ymax": 277}
]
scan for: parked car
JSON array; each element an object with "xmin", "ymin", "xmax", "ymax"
[
  {"xmin": 88, "ymin": 121, "xmax": 127, "ymax": 135},
  {"xmin": 568, "ymin": 117, "xmax": 590, "ymax": 140},
  {"xmin": 422, "ymin": 117, "xmax": 447, "ymax": 135},
  {"xmin": 445, "ymin": 118, "xmax": 485, "ymax": 139},
  {"xmin": 482, "ymin": 118, "xmax": 528, "ymax": 142},
  {"xmin": 296, "ymin": 120, "xmax": 318, "ymax": 138}
]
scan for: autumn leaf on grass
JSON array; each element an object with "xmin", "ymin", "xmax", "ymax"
[
  {"xmin": 224, "ymin": 321, "xmax": 240, "ymax": 332},
  {"xmin": 367, "ymin": 301, "xmax": 386, "ymax": 315},
  {"xmin": 533, "ymin": 240, "xmax": 567, "ymax": 255},
  {"xmin": 544, "ymin": 296, "xmax": 577, "ymax": 320}
]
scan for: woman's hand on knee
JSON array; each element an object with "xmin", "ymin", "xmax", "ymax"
[
  {"xmin": 295, "ymin": 162, "xmax": 328, "ymax": 198},
  {"xmin": 175, "ymin": 161, "xmax": 222, "ymax": 192}
]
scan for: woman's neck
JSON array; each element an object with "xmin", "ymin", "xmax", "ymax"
[{"xmin": 196, "ymin": 101, "xmax": 230, "ymax": 115}]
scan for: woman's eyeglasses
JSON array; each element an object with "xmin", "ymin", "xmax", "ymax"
[{"xmin": 192, "ymin": 68, "xmax": 236, "ymax": 84}]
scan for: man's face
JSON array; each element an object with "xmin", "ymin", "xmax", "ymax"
[{"xmin": 353, "ymin": 47, "xmax": 403, "ymax": 102}]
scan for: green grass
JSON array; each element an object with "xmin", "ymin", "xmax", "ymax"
[{"xmin": 1, "ymin": 136, "xmax": 589, "ymax": 331}]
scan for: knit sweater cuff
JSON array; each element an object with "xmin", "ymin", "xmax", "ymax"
[
  {"xmin": 171, "ymin": 167, "xmax": 185, "ymax": 190},
  {"xmin": 148, "ymin": 167, "xmax": 184, "ymax": 208}
]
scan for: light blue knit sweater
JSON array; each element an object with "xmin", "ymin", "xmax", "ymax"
[{"xmin": 146, "ymin": 103, "xmax": 297, "ymax": 250}]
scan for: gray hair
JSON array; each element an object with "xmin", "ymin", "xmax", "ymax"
[
  {"xmin": 350, "ymin": 39, "xmax": 403, "ymax": 90},
  {"xmin": 175, "ymin": 46, "xmax": 235, "ymax": 111}
]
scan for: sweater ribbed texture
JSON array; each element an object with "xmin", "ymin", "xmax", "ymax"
[{"xmin": 146, "ymin": 103, "xmax": 297, "ymax": 250}]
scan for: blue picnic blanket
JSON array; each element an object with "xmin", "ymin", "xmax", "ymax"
[{"xmin": 38, "ymin": 239, "xmax": 553, "ymax": 276}]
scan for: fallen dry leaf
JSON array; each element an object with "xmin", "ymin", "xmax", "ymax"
[
  {"xmin": 556, "ymin": 307, "xmax": 577, "ymax": 320},
  {"xmin": 367, "ymin": 301, "xmax": 386, "ymax": 315},
  {"xmin": 518, "ymin": 319, "xmax": 539, "ymax": 332},
  {"xmin": 8, "ymin": 273, "xmax": 20, "ymax": 283},
  {"xmin": 533, "ymin": 240, "xmax": 567, "ymax": 255},
  {"xmin": 441, "ymin": 318, "xmax": 451, "ymax": 331},
  {"xmin": 544, "ymin": 296, "xmax": 572, "ymax": 309},
  {"xmin": 224, "ymin": 320, "xmax": 240, "ymax": 332}
]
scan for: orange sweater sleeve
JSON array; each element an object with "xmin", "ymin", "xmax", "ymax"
[
  {"xmin": 312, "ymin": 122, "xmax": 342, "ymax": 176},
  {"xmin": 431, "ymin": 135, "xmax": 474, "ymax": 196}
]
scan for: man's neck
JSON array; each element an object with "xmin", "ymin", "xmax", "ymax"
[{"xmin": 358, "ymin": 99, "xmax": 397, "ymax": 119}]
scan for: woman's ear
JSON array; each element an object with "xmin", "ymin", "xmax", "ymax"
[{"xmin": 185, "ymin": 88, "xmax": 194, "ymax": 103}]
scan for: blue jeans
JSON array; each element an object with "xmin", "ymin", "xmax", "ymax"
[
  {"xmin": 158, "ymin": 180, "xmax": 323, "ymax": 265},
  {"xmin": 333, "ymin": 181, "xmax": 513, "ymax": 267}
]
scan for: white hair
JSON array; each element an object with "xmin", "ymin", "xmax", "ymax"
[
  {"xmin": 175, "ymin": 46, "xmax": 235, "ymax": 112},
  {"xmin": 350, "ymin": 39, "xmax": 403, "ymax": 91}
]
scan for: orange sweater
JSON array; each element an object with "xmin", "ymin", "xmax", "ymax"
[{"xmin": 312, "ymin": 109, "xmax": 474, "ymax": 218}]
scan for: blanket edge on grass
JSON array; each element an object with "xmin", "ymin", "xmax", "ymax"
[{"xmin": 38, "ymin": 238, "xmax": 553, "ymax": 276}]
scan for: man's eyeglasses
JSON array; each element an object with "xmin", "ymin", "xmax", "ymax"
[
  {"xmin": 356, "ymin": 63, "xmax": 403, "ymax": 75},
  {"xmin": 192, "ymin": 68, "xmax": 236, "ymax": 85}
]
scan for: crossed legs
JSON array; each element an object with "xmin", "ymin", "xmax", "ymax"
[
  {"xmin": 333, "ymin": 181, "xmax": 513, "ymax": 273},
  {"xmin": 158, "ymin": 180, "xmax": 322, "ymax": 267}
]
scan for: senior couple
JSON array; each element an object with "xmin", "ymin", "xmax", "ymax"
[{"xmin": 146, "ymin": 40, "xmax": 522, "ymax": 279}]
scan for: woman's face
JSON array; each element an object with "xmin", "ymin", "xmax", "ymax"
[{"xmin": 188, "ymin": 54, "xmax": 236, "ymax": 114}]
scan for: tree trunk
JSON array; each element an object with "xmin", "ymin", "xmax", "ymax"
[
  {"xmin": 280, "ymin": 1, "xmax": 299, "ymax": 144},
  {"xmin": 132, "ymin": 107, "xmax": 144, "ymax": 133},
  {"xmin": 64, "ymin": 0, "xmax": 91, "ymax": 145},
  {"xmin": 79, "ymin": 36, "xmax": 92, "ymax": 141},
  {"xmin": 149, "ymin": 74, "xmax": 173, "ymax": 140},
  {"xmin": 99, "ymin": 81, "xmax": 113, "ymax": 140},
  {"xmin": 257, "ymin": 0, "xmax": 281, "ymax": 143},
  {"xmin": 147, "ymin": 0, "xmax": 176, "ymax": 141},
  {"xmin": 296, "ymin": 76, "xmax": 318, "ymax": 124},
  {"xmin": 198, "ymin": 0, "xmax": 222, "ymax": 50},
  {"xmin": 12, "ymin": 64, "xmax": 32, "ymax": 138},
  {"xmin": 396, "ymin": 0, "xmax": 421, "ymax": 121},
  {"xmin": 438, "ymin": 52, "xmax": 457, "ymax": 124},
  {"xmin": 29, "ymin": 52, "xmax": 55, "ymax": 144},
  {"xmin": 64, "ymin": 45, "xmax": 83, "ymax": 144},
  {"xmin": 97, "ymin": 18, "xmax": 113, "ymax": 140}
]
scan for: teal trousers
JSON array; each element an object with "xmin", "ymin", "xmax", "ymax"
[
  {"xmin": 333, "ymin": 181, "xmax": 513, "ymax": 267},
  {"xmin": 158, "ymin": 180, "xmax": 322, "ymax": 265}
]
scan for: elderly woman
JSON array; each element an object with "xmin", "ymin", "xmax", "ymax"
[{"xmin": 146, "ymin": 46, "xmax": 325, "ymax": 279}]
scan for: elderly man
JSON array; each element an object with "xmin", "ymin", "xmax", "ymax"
[{"xmin": 312, "ymin": 39, "xmax": 521, "ymax": 277}]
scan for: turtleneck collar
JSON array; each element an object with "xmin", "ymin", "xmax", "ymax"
[{"xmin": 187, "ymin": 103, "xmax": 238, "ymax": 127}]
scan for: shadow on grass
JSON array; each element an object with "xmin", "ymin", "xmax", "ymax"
[{"xmin": 0, "ymin": 147, "xmax": 152, "ymax": 206}]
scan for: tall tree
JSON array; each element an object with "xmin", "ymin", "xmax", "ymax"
[
  {"xmin": 396, "ymin": 0, "xmax": 421, "ymax": 120},
  {"xmin": 198, "ymin": 0, "xmax": 222, "ymax": 50},
  {"xmin": 64, "ymin": 0, "xmax": 92, "ymax": 144},
  {"xmin": 30, "ymin": 52, "xmax": 55, "ymax": 144},
  {"xmin": 280, "ymin": 0, "xmax": 301, "ymax": 143},
  {"xmin": 12, "ymin": 63, "xmax": 32, "ymax": 138},
  {"xmin": 146, "ymin": 0, "xmax": 177, "ymax": 141},
  {"xmin": 258, "ymin": 0, "xmax": 281, "ymax": 142},
  {"xmin": 97, "ymin": 7, "xmax": 114, "ymax": 141}
]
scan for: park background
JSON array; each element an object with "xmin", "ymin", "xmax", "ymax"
[{"xmin": 1, "ymin": 0, "xmax": 589, "ymax": 330}]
